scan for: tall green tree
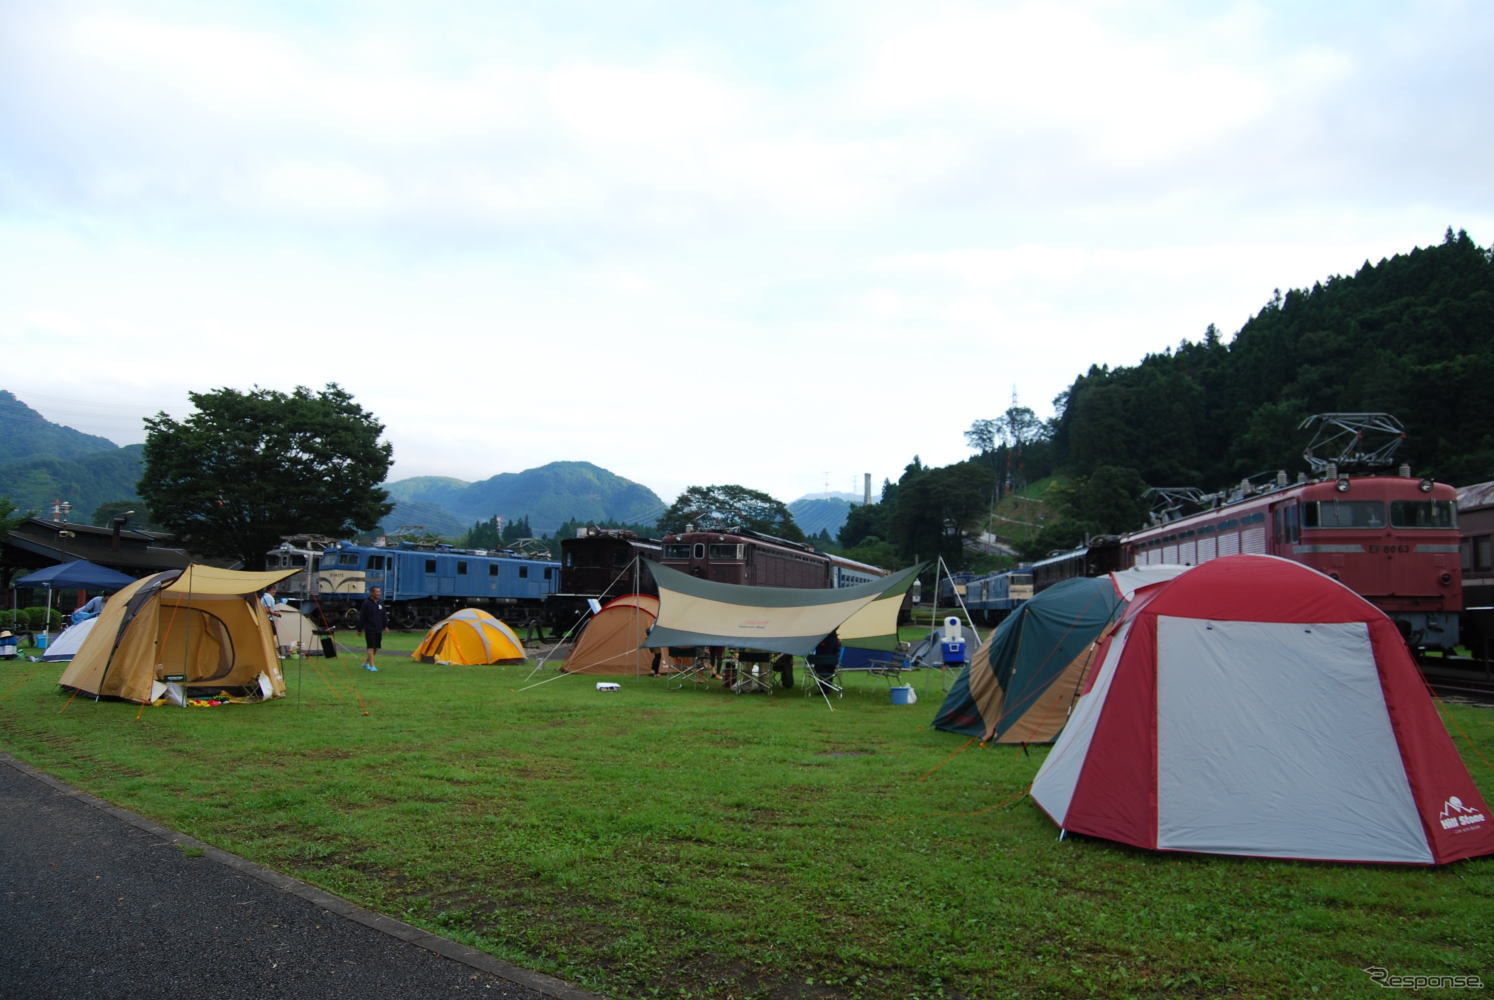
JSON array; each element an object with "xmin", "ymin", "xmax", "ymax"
[
  {"xmin": 888, "ymin": 459, "xmax": 994, "ymax": 569},
  {"xmin": 138, "ymin": 384, "xmax": 394, "ymax": 569},
  {"xmin": 462, "ymin": 517, "xmax": 503, "ymax": 550},
  {"xmin": 964, "ymin": 419, "xmax": 997, "ymax": 454},
  {"xmin": 838, "ymin": 498, "xmax": 889, "ymax": 549},
  {"xmin": 656, "ymin": 484, "xmax": 805, "ymax": 542}
]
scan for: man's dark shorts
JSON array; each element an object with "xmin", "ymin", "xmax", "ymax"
[{"xmin": 365, "ymin": 630, "xmax": 383, "ymax": 651}]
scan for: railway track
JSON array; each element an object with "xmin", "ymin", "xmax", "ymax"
[{"xmin": 1418, "ymin": 657, "xmax": 1494, "ymax": 705}]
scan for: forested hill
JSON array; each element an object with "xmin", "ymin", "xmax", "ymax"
[
  {"xmin": 0, "ymin": 390, "xmax": 118, "ymax": 464},
  {"xmin": 842, "ymin": 230, "xmax": 1494, "ymax": 572},
  {"xmin": 0, "ymin": 391, "xmax": 144, "ymax": 520},
  {"xmin": 1053, "ymin": 229, "xmax": 1494, "ymax": 488}
]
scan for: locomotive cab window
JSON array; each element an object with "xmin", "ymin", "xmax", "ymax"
[
  {"xmin": 708, "ymin": 544, "xmax": 742, "ymax": 560},
  {"xmin": 456, "ymin": 561, "xmax": 468, "ymax": 575},
  {"xmin": 663, "ymin": 544, "xmax": 691, "ymax": 559},
  {"xmin": 693, "ymin": 543, "xmax": 705, "ymax": 559},
  {"xmin": 1389, "ymin": 500, "xmax": 1456, "ymax": 529},
  {"xmin": 424, "ymin": 559, "xmax": 436, "ymax": 573},
  {"xmin": 1302, "ymin": 501, "xmax": 1386, "ymax": 529},
  {"xmin": 1273, "ymin": 504, "xmax": 1301, "ymax": 544}
]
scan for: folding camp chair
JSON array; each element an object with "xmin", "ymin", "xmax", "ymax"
[
  {"xmin": 731, "ymin": 649, "xmax": 774, "ymax": 694},
  {"xmin": 666, "ymin": 646, "xmax": 715, "ymax": 689},
  {"xmin": 805, "ymin": 651, "xmax": 842, "ymax": 700}
]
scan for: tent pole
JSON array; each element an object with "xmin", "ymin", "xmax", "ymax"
[
  {"xmin": 927, "ymin": 559, "xmax": 941, "ymax": 633},
  {"xmin": 632, "ymin": 555, "xmax": 643, "ymax": 679},
  {"xmin": 527, "ymin": 554, "xmax": 653, "ymax": 679},
  {"xmin": 945, "ymin": 558, "xmax": 982, "ymax": 649},
  {"xmin": 932, "ymin": 555, "xmax": 983, "ymax": 647}
]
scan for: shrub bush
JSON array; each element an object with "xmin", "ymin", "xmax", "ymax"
[{"xmin": 3, "ymin": 607, "xmax": 63, "ymax": 631}]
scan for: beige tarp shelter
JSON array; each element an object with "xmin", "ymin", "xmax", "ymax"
[
  {"xmin": 411, "ymin": 608, "xmax": 526, "ymax": 664},
  {"xmin": 564, "ymin": 595, "xmax": 686, "ymax": 674},
  {"xmin": 59, "ymin": 565, "xmax": 297, "ymax": 705},
  {"xmin": 643, "ymin": 563, "xmax": 923, "ymax": 656}
]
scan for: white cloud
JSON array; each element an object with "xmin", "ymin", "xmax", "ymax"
[{"xmin": 3, "ymin": 0, "xmax": 1493, "ymax": 510}]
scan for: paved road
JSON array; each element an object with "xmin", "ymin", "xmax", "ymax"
[{"xmin": 0, "ymin": 754, "xmax": 608, "ymax": 1000}]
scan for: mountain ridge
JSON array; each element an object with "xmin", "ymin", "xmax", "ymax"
[{"xmin": 0, "ymin": 392, "xmax": 855, "ymax": 540}]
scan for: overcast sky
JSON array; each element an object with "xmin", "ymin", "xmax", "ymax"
[{"xmin": 3, "ymin": 1, "xmax": 1491, "ymax": 509}]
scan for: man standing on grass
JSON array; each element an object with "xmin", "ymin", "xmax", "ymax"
[
  {"xmin": 358, "ymin": 586, "xmax": 386, "ymax": 672},
  {"xmin": 260, "ymin": 584, "xmax": 287, "ymax": 658}
]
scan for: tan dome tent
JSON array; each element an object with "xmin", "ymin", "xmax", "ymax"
[
  {"xmin": 271, "ymin": 602, "xmax": 320, "ymax": 655},
  {"xmin": 411, "ymin": 608, "xmax": 526, "ymax": 665},
  {"xmin": 59, "ymin": 565, "xmax": 297, "ymax": 705},
  {"xmin": 564, "ymin": 594, "xmax": 685, "ymax": 675}
]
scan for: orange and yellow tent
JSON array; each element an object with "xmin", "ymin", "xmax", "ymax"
[{"xmin": 411, "ymin": 608, "xmax": 526, "ymax": 665}]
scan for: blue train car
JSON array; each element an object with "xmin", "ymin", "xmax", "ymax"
[
  {"xmin": 946, "ymin": 568, "xmax": 1034, "ymax": 625},
  {"xmin": 269, "ymin": 538, "xmax": 560, "ymax": 630}
]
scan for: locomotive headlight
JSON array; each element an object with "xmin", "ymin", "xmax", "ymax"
[
  {"xmin": 1440, "ymin": 572, "xmax": 1453, "ymax": 585},
  {"xmin": 1419, "ymin": 478, "xmax": 1434, "ymax": 493},
  {"xmin": 1335, "ymin": 477, "xmax": 1350, "ymax": 493}
]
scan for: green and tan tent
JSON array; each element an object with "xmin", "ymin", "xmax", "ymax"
[
  {"xmin": 643, "ymin": 562, "xmax": 922, "ymax": 656},
  {"xmin": 932, "ymin": 566, "xmax": 1187, "ymax": 743},
  {"xmin": 58, "ymin": 565, "xmax": 297, "ymax": 704}
]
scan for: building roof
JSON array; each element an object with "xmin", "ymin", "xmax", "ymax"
[{"xmin": 4, "ymin": 517, "xmax": 193, "ymax": 578}]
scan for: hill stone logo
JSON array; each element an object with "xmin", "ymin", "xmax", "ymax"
[{"xmin": 1438, "ymin": 796, "xmax": 1487, "ymax": 832}]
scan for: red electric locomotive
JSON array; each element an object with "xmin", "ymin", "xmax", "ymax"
[
  {"xmin": 1127, "ymin": 470, "xmax": 1461, "ymax": 646},
  {"xmin": 1125, "ymin": 414, "xmax": 1462, "ymax": 648}
]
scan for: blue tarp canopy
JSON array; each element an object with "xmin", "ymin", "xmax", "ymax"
[{"xmin": 15, "ymin": 559, "xmax": 136, "ymax": 591}]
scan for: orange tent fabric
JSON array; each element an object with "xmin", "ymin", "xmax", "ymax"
[
  {"xmin": 411, "ymin": 608, "xmax": 526, "ymax": 665},
  {"xmin": 564, "ymin": 595, "xmax": 682, "ymax": 675}
]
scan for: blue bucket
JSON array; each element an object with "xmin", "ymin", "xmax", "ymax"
[
  {"xmin": 889, "ymin": 685, "xmax": 914, "ymax": 705},
  {"xmin": 35, "ymin": 634, "xmax": 49, "ymax": 650}
]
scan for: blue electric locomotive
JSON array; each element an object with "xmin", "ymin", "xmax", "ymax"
[
  {"xmin": 268, "ymin": 537, "xmax": 560, "ymax": 629},
  {"xmin": 937, "ymin": 567, "xmax": 1036, "ymax": 625}
]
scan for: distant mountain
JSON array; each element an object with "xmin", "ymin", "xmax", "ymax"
[
  {"xmin": 788, "ymin": 495, "xmax": 863, "ymax": 540},
  {"xmin": 0, "ymin": 391, "xmax": 144, "ymax": 521},
  {"xmin": 0, "ymin": 390, "xmax": 118, "ymax": 465},
  {"xmin": 0, "ymin": 391, "xmax": 801, "ymax": 542},
  {"xmin": 383, "ymin": 461, "xmax": 667, "ymax": 536},
  {"xmin": 381, "ymin": 499, "xmax": 470, "ymax": 539}
]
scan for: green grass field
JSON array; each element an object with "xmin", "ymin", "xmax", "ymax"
[{"xmin": 1, "ymin": 632, "xmax": 1491, "ymax": 1000}]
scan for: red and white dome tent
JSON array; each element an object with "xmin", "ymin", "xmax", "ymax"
[{"xmin": 1030, "ymin": 554, "xmax": 1493, "ymax": 865}]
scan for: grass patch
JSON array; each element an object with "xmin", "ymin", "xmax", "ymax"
[{"xmin": 2, "ymin": 633, "xmax": 1491, "ymax": 1000}]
